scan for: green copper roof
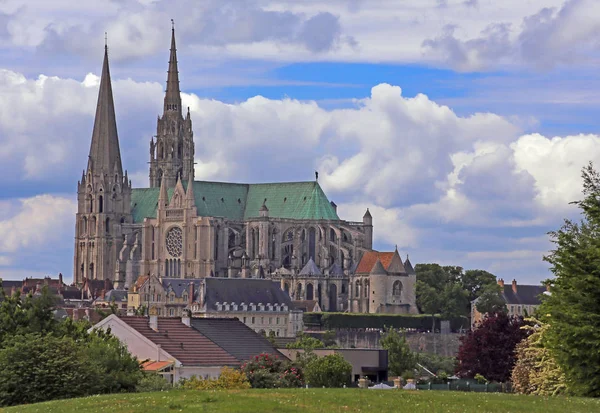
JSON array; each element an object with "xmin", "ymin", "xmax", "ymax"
[{"xmin": 130, "ymin": 180, "xmax": 339, "ymax": 223}]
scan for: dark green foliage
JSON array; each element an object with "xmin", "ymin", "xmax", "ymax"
[
  {"xmin": 286, "ymin": 333, "xmax": 325, "ymax": 350},
  {"xmin": 304, "ymin": 354, "xmax": 352, "ymax": 388},
  {"xmin": 416, "ymin": 264, "xmax": 498, "ymax": 320},
  {"xmin": 0, "ymin": 282, "xmax": 142, "ymax": 406},
  {"xmin": 0, "ymin": 334, "xmax": 96, "ymax": 406},
  {"xmin": 541, "ymin": 162, "xmax": 600, "ymax": 397},
  {"xmin": 303, "ymin": 312, "xmax": 469, "ymax": 331},
  {"xmin": 476, "ymin": 284, "xmax": 508, "ymax": 315},
  {"xmin": 380, "ymin": 328, "xmax": 415, "ymax": 376}
]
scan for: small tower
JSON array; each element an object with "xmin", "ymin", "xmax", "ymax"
[
  {"xmin": 369, "ymin": 258, "xmax": 388, "ymax": 314},
  {"xmin": 74, "ymin": 41, "xmax": 131, "ymax": 285},
  {"xmin": 363, "ymin": 208, "xmax": 373, "ymax": 249},
  {"xmin": 149, "ymin": 22, "xmax": 195, "ymax": 188}
]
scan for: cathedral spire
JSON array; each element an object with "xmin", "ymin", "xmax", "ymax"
[
  {"xmin": 87, "ymin": 41, "xmax": 122, "ymax": 175},
  {"xmin": 158, "ymin": 173, "xmax": 169, "ymax": 209},
  {"xmin": 164, "ymin": 19, "xmax": 182, "ymax": 114},
  {"xmin": 185, "ymin": 169, "xmax": 195, "ymax": 208}
]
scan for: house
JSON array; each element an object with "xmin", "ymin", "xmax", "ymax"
[
  {"xmin": 93, "ymin": 289, "xmax": 129, "ymax": 314},
  {"xmin": 471, "ymin": 278, "xmax": 549, "ymax": 328},
  {"xmin": 91, "ymin": 312, "xmax": 282, "ymax": 382},
  {"xmin": 292, "ymin": 300, "xmax": 321, "ymax": 313}
]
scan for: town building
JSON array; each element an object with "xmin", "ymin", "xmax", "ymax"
[
  {"xmin": 91, "ymin": 313, "xmax": 281, "ymax": 382},
  {"xmin": 73, "ymin": 24, "xmax": 416, "ymax": 315},
  {"xmin": 471, "ymin": 278, "xmax": 549, "ymax": 328},
  {"xmin": 127, "ymin": 275, "xmax": 302, "ymax": 337}
]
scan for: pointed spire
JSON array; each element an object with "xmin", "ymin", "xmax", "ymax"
[
  {"xmin": 164, "ymin": 20, "xmax": 182, "ymax": 115},
  {"xmin": 185, "ymin": 169, "xmax": 195, "ymax": 208},
  {"xmin": 87, "ymin": 40, "xmax": 122, "ymax": 175},
  {"xmin": 158, "ymin": 173, "xmax": 168, "ymax": 209}
]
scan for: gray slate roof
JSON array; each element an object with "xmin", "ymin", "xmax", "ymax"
[
  {"xmin": 502, "ymin": 284, "xmax": 547, "ymax": 305},
  {"xmin": 190, "ymin": 317, "xmax": 283, "ymax": 362},
  {"xmin": 328, "ymin": 262, "xmax": 344, "ymax": 277},
  {"xmin": 403, "ymin": 257, "xmax": 415, "ymax": 275},
  {"xmin": 104, "ymin": 289, "xmax": 128, "ymax": 302},
  {"xmin": 161, "ymin": 278, "xmax": 204, "ymax": 300},
  {"xmin": 370, "ymin": 259, "xmax": 387, "ymax": 276},
  {"xmin": 204, "ymin": 278, "xmax": 292, "ymax": 310},
  {"xmin": 299, "ymin": 258, "xmax": 322, "ymax": 276}
]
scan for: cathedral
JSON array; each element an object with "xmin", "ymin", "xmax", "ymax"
[{"xmin": 73, "ymin": 26, "xmax": 417, "ymax": 314}]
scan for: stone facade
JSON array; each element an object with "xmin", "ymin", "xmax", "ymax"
[{"xmin": 73, "ymin": 26, "xmax": 416, "ymax": 315}]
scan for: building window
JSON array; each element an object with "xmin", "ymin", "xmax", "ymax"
[
  {"xmin": 251, "ymin": 316, "xmax": 255, "ymax": 324},
  {"xmin": 243, "ymin": 317, "xmax": 247, "ymax": 323},
  {"xmin": 392, "ymin": 281, "xmax": 402, "ymax": 296},
  {"xmin": 169, "ymin": 308, "xmax": 174, "ymax": 316},
  {"xmin": 268, "ymin": 317, "xmax": 272, "ymax": 325},
  {"xmin": 276, "ymin": 317, "xmax": 280, "ymax": 325},
  {"xmin": 261, "ymin": 317, "xmax": 264, "ymax": 324},
  {"xmin": 157, "ymin": 294, "xmax": 161, "ymax": 302}
]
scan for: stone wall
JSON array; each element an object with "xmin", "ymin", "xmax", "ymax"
[{"xmin": 309, "ymin": 329, "xmax": 463, "ymax": 357}]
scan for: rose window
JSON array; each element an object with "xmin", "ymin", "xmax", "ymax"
[{"xmin": 165, "ymin": 227, "xmax": 183, "ymax": 257}]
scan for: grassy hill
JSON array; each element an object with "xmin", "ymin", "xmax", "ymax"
[{"xmin": 2, "ymin": 389, "xmax": 600, "ymax": 413}]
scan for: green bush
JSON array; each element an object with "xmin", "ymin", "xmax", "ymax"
[
  {"xmin": 305, "ymin": 354, "xmax": 352, "ymax": 388},
  {"xmin": 136, "ymin": 373, "xmax": 172, "ymax": 392},
  {"xmin": 304, "ymin": 313, "xmax": 468, "ymax": 331}
]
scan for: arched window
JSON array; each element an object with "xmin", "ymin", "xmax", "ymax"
[
  {"xmin": 90, "ymin": 216, "xmax": 97, "ymax": 236},
  {"xmin": 330, "ymin": 228, "xmax": 336, "ymax": 242},
  {"xmin": 98, "ymin": 195, "xmax": 103, "ymax": 213},
  {"xmin": 308, "ymin": 228, "xmax": 316, "ymax": 260},
  {"xmin": 364, "ymin": 280, "xmax": 369, "ymax": 298},
  {"xmin": 355, "ymin": 280, "xmax": 360, "ymax": 297},
  {"xmin": 393, "ymin": 281, "xmax": 403, "ymax": 296},
  {"xmin": 105, "ymin": 218, "xmax": 110, "ymax": 234},
  {"xmin": 306, "ymin": 283, "xmax": 314, "ymax": 301},
  {"xmin": 86, "ymin": 195, "xmax": 92, "ymax": 213},
  {"xmin": 296, "ymin": 283, "xmax": 302, "ymax": 300}
]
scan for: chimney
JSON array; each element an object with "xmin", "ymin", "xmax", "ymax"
[
  {"xmin": 497, "ymin": 278, "xmax": 504, "ymax": 288},
  {"xmin": 149, "ymin": 309, "xmax": 158, "ymax": 331},
  {"xmin": 182, "ymin": 309, "xmax": 191, "ymax": 327},
  {"xmin": 512, "ymin": 279, "xmax": 517, "ymax": 294},
  {"xmin": 59, "ymin": 272, "xmax": 63, "ymax": 286}
]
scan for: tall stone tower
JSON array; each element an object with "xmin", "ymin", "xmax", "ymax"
[
  {"xmin": 74, "ymin": 44, "xmax": 131, "ymax": 285},
  {"xmin": 149, "ymin": 24, "xmax": 194, "ymax": 188}
]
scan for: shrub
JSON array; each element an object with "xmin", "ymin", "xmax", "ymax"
[
  {"xmin": 511, "ymin": 319, "xmax": 567, "ymax": 396},
  {"xmin": 136, "ymin": 373, "xmax": 171, "ymax": 392},
  {"xmin": 305, "ymin": 353, "xmax": 352, "ymax": 388},
  {"xmin": 241, "ymin": 353, "xmax": 303, "ymax": 388},
  {"xmin": 180, "ymin": 367, "xmax": 250, "ymax": 390}
]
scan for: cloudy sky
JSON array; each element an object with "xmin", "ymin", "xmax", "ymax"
[{"xmin": 1, "ymin": 0, "xmax": 599, "ymax": 284}]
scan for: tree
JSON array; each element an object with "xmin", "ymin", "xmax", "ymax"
[
  {"xmin": 462, "ymin": 269, "xmax": 498, "ymax": 303},
  {"xmin": 380, "ymin": 328, "xmax": 415, "ymax": 376},
  {"xmin": 511, "ymin": 318, "xmax": 566, "ymax": 396},
  {"xmin": 456, "ymin": 312, "xmax": 528, "ymax": 382},
  {"xmin": 541, "ymin": 162, "xmax": 600, "ymax": 397},
  {"xmin": 475, "ymin": 284, "xmax": 507, "ymax": 315},
  {"xmin": 305, "ymin": 353, "xmax": 352, "ymax": 388},
  {"xmin": 0, "ymin": 334, "xmax": 96, "ymax": 406},
  {"xmin": 285, "ymin": 333, "xmax": 325, "ymax": 350}
]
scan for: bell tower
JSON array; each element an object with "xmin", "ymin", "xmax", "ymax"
[
  {"xmin": 149, "ymin": 22, "xmax": 194, "ymax": 188},
  {"xmin": 74, "ymin": 41, "xmax": 131, "ymax": 285}
]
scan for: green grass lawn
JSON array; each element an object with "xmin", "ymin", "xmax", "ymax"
[{"xmin": 2, "ymin": 389, "xmax": 600, "ymax": 413}]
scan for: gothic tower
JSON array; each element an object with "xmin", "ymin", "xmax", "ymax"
[
  {"xmin": 149, "ymin": 24, "xmax": 194, "ymax": 188},
  {"xmin": 74, "ymin": 43, "xmax": 132, "ymax": 285}
]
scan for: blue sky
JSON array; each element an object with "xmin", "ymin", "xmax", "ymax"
[{"xmin": 1, "ymin": 0, "xmax": 599, "ymax": 284}]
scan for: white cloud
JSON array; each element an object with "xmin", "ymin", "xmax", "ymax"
[{"xmin": 0, "ymin": 195, "xmax": 75, "ymax": 253}]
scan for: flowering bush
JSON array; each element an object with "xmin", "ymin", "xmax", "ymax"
[
  {"xmin": 241, "ymin": 353, "xmax": 304, "ymax": 388},
  {"xmin": 179, "ymin": 367, "xmax": 250, "ymax": 390}
]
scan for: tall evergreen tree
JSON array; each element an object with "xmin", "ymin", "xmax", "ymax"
[{"xmin": 541, "ymin": 162, "xmax": 600, "ymax": 397}]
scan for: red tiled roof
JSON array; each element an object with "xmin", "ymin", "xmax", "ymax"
[
  {"xmin": 355, "ymin": 251, "xmax": 395, "ymax": 274},
  {"xmin": 141, "ymin": 360, "xmax": 174, "ymax": 371},
  {"xmin": 120, "ymin": 317, "xmax": 239, "ymax": 367},
  {"xmin": 134, "ymin": 276, "xmax": 149, "ymax": 290}
]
